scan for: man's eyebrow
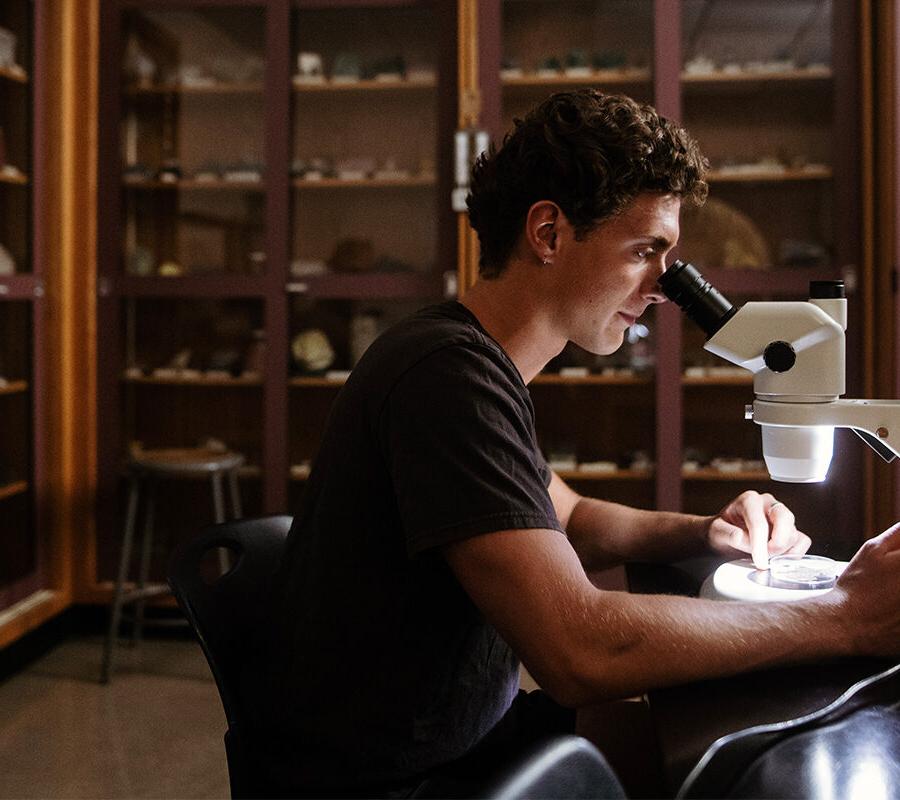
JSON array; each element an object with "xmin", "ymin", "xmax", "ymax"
[{"xmin": 638, "ymin": 236, "xmax": 673, "ymax": 250}]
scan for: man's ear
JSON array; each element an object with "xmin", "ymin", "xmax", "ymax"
[{"xmin": 524, "ymin": 201, "xmax": 561, "ymax": 265}]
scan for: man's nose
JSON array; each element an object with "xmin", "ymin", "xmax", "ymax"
[{"xmin": 642, "ymin": 264, "xmax": 668, "ymax": 304}]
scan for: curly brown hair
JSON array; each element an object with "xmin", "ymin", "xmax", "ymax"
[{"xmin": 467, "ymin": 91, "xmax": 709, "ymax": 277}]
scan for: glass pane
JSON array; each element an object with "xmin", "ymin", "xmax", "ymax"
[
  {"xmin": 0, "ymin": 301, "xmax": 34, "ymax": 584},
  {"xmin": 122, "ymin": 296, "xmax": 265, "ymax": 463},
  {"xmin": 680, "ymin": 0, "xmax": 833, "ymax": 273},
  {"xmin": 0, "ymin": 1, "xmax": 32, "ymax": 275},
  {"xmin": 501, "ymin": 0, "xmax": 655, "ymax": 133},
  {"xmin": 288, "ymin": 2, "xmax": 446, "ymax": 489},
  {"xmin": 121, "ymin": 7, "xmax": 267, "ymax": 276},
  {"xmin": 290, "ymin": 3, "xmax": 441, "ymax": 278}
]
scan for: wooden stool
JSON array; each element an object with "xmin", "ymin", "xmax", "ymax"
[{"xmin": 100, "ymin": 447, "xmax": 245, "ymax": 683}]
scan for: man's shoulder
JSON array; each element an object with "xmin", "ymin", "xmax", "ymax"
[{"xmin": 363, "ymin": 301, "xmax": 510, "ymax": 377}]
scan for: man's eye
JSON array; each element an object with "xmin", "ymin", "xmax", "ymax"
[{"xmin": 636, "ymin": 248, "xmax": 654, "ymax": 259}]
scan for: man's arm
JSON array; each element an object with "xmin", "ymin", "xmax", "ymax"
[
  {"xmin": 442, "ymin": 523, "xmax": 900, "ymax": 707},
  {"xmin": 548, "ymin": 471, "xmax": 810, "ymax": 571}
]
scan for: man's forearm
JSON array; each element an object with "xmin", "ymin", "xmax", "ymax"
[{"xmin": 566, "ymin": 495, "xmax": 713, "ymax": 571}]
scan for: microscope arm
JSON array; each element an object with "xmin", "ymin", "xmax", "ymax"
[{"xmin": 752, "ymin": 399, "xmax": 900, "ymax": 462}]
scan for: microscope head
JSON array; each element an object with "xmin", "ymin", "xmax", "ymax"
[{"xmin": 658, "ymin": 261, "xmax": 847, "ymax": 483}]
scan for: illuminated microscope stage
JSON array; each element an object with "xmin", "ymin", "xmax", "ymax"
[{"xmin": 700, "ymin": 555, "xmax": 848, "ymax": 602}]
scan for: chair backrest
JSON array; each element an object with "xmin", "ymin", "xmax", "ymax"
[
  {"xmin": 678, "ymin": 662, "xmax": 900, "ymax": 799},
  {"xmin": 484, "ymin": 735, "xmax": 627, "ymax": 800},
  {"xmin": 167, "ymin": 515, "xmax": 292, "ymax": 729}
]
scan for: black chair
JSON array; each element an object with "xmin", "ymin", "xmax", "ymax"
[
  {"xmin": 677, "ymin": 662, "xmax": 900, "ymax": 799},
  {"xmin": 483, "ymin": 735, "xmax": 627, "ymax": 799},
  {"xmin": 170, "ymin": 516, "xmax": 627, "ymax": 800},
  {"xmin": 168, "ymin": 514, "xmax": 293, "ymax": 799}
]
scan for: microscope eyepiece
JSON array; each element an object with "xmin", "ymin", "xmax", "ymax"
[{"xmin": 658, "ymin": 260, "xmax": 737, "ymax": 337}]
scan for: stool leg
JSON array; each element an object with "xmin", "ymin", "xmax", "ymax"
[
  {"xmin": 212, "ymin": 471, "xmax": 228, "ymax": 573},
  {"xmin": 228, "ymin": 468, "xmax": 242, "ymax": 520},
  {"xmin": 132, "ymin": 478, "xmax": 156, "ymax": 646},
  {"xmin": 101, "ymin": 474, "xmax": 140, "ymax": 684}
]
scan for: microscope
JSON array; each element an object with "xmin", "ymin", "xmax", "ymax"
[{"xmin": 659, "ymin": 260, "xmax": 900, "ymax": 484}]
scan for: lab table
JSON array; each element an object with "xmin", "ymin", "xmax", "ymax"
[{"xmin": 577, "ymin": 561, "xmax": 896, "ymax": 798}]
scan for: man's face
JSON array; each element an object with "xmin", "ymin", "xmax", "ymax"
[{"xmin": 555, "ymin": 193, "xmax": 679, "ymax": 355}]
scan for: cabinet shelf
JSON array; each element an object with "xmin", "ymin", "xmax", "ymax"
[
  {"xmin": 682, "ymin": 469, "xmax": 770, "ymax": 481},
  {"xmin": 0, "ymin": 65, "xmax": 28, "ymax": 84},
  {"xmin": 292, "ymin": 176, "xmax": 435, "ymax": 190},
  {"xmin": 123, "ymin": 178, "xmax": 264, "ymax": 192},
  {"xmin": 707, "ymin": 166, "xmax": 831, "ymax": 184},
  {"xmin": 290, "ymin": 376, "xmax": 348, "ymax": 388},
  {"xmin": 292, "ymin": 77, "xmax": 435, "ymax": 92},
  {"xmin": 555, "ymin": 468, "xmax": 653, "ymax": 481},
  {"xmin": 286, "ymin": 272, "xmax": 444, "ymax": 300},
  {"xmin": 0, "ymin": 273, "xmax": 40, "ymax": 300},
  {"xmin": 0, "ymin": 481, "xmax": 28, "ymax": 502},
  {"xmin": 0, "ymin": 380, "xmax": 28, "ymax": 395},
  {"xmin": 682, "ymin": 373, "xmax": 752, "ymax": 386},
  {"xmin": 124, "ymin": 82, "xmax": 264, "ymax": 96},
  {"xmin": 681, "ymin": 66, "xmax": 832, "ymax": 88},
  {"xmin": 114, "ymin": 275, "xmax": 265, "ymax": 298},
  {"xmin": 0, "ymin": 171, "xmax": 29, "ymax": 186},
  {"xmin": 697, "ymin": 267, "xmax": 842, "ymax": 296},
  {"xmin": 502, "ymin": 68, "xmax": 651, "ymax": 89},
  {"xmin": 532, "ymin": 373, "xmax": 652, "ymax": 386},
  {"xmin": 122, "ymin": 373, "xmax": 262, "ymax": 387}
]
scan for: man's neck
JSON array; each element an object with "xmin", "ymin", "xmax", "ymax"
[{"xmin": 460, "ymin": 267, "xmax": 566, "ymax": 384}]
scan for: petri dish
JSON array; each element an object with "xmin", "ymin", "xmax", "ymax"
[{"xmin": 767, "ymin": 554, "xmax": 840, "ymax": 590}]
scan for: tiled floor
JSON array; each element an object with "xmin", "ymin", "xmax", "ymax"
[{"xmin": 0, "ymin": 635, "xmax": 230, "ymax": 799}]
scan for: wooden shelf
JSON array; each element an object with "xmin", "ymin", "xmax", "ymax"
[
  {"xmin": 696, "ymin": 267, "xmax": 842, "ymax": 297},
  {"xmin": 683, "ymin": 373, "xmax": 752, "ymax": 386},
  {"xmin": 123, "ymin": 373, "xmax": 263, "ymax": 387},
  {"xmin": 290, "ymin": 464, "xmax": 311, "ymax": 480},
  {"xmin": 683, "ymin": 469, "xmax": 770, "ymax": 481},
  {"xmin": 290, "ymin": 376, "xmax": 349, "ymax": 388},
  {"xmin": 0, "ymin": 170, "xmax": 28, "ymax": 186},
  {"xmin": 532, "ymin": 373, "xmax": 652, "ymax": 386},
  {"xmin": 292, "ymin": 77, "xmax": 436, "ymax": 92},
  {"xmin": 707, "ymin": 166, "xmax": 832, "ymax": 183},
  {"xmin": 114, "ymin": 274, "xmax": 265, "ymax": 298},
  {"xmin": 682, "ymin": 67, "xmax": 832, "ymax": 87},
  {"xmin": 0, "ymin": 65, "xmax": 28, "ymax": 84},
  {"xmin": 292, "ymin": 175, "xmax": 435, "ymax": 189},
  {"xmin": 502, "ymin": 68, "xmax": 651, "ymax": 88},
  {"xmin": 286, "ymin": 272, "xmax": 444, "ymax": 300},
  {"xmin": 0, "ymin": 481, "xmax": 28, "ymax": 502},
  {"xmin": 123, "ymin": 178, "xmax": 264, "ymax": 191},
  {"xmin": 124, "ymin": 82, "xmax": 264, "ymax": 95},
  {"xmin": 0, "ymin": 380, "xmax": 28, "ymax": 395},
  {"xmin": 555, "ymin": 468, "xmax": 653, "ymax": 481}
]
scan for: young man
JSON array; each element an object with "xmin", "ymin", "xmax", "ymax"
[{"xmin": 252, "ymin": 91, "xmax": 900, "ymax": 797}]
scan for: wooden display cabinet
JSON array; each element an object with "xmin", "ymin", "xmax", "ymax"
[
  {"xmin": 0, "ymin": 0, "xmax": 47, "ymax": 615},
  {"xmin": 96, "ymin": 0, "xmax": 457, "ymax": 593},
  {"xmin": 474, "ymin": 0, "xmax": 866, "ymax": 552}
]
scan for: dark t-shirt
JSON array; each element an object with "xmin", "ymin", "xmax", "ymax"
[{"xmin": 251, "ymin": 301, "xmax": 563, "ymax": 793}]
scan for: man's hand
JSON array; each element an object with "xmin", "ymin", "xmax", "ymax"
[
  {"xmin": 706, "ymin": 490, "xmax": 811, "ymax": 569},
  {"xmin": 826, "ymin": 521, "xmax": 900, "ymax": 657}
]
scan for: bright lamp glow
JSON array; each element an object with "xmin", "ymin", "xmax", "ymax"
[{"xmin": 762, "ymin": 424, "xmax": 834, "ymax": 483}]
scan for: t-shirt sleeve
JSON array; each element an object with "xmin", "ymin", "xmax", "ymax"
[{"xmin": 379, "ymin": 343, "xmax": 562, "ymax": 556}]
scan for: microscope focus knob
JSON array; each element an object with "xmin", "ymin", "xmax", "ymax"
[{"xmin": 764, "ymin": 340, "xmax": 796, "ymax": 372}]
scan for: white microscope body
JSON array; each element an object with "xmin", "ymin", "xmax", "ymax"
[{"xmin": 660, "ymin": 260, "xmax": 900, "ymax": 483}]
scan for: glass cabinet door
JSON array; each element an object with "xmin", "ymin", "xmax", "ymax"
[
  {"xmin": 500, "ymin": 1, "xmax": 655, "ymax": 133},
  {"xmin": 0, "ymin": 0, "xmax": 35, "ymax": 607},
  {"xmin": 678, "ymin": 0, "xmax": 861, "ymax": 555},
  {"xmin": 679, "ymin": 0, "xmax": 835, "ymax": 275},
  {"xmin": 120, "ymin": 7, "xmax": 267, "ymax": 278},
  {"xmin": 287, "ymin": 1, "xmax": 452, "ymax": 495},
  {"xmin": 0, "ymin": 1, "xmax": 30, "ymax": 277},
  {"xmin": 497, "ymin": 0, "xmax": 657, "ymax": 508}
]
